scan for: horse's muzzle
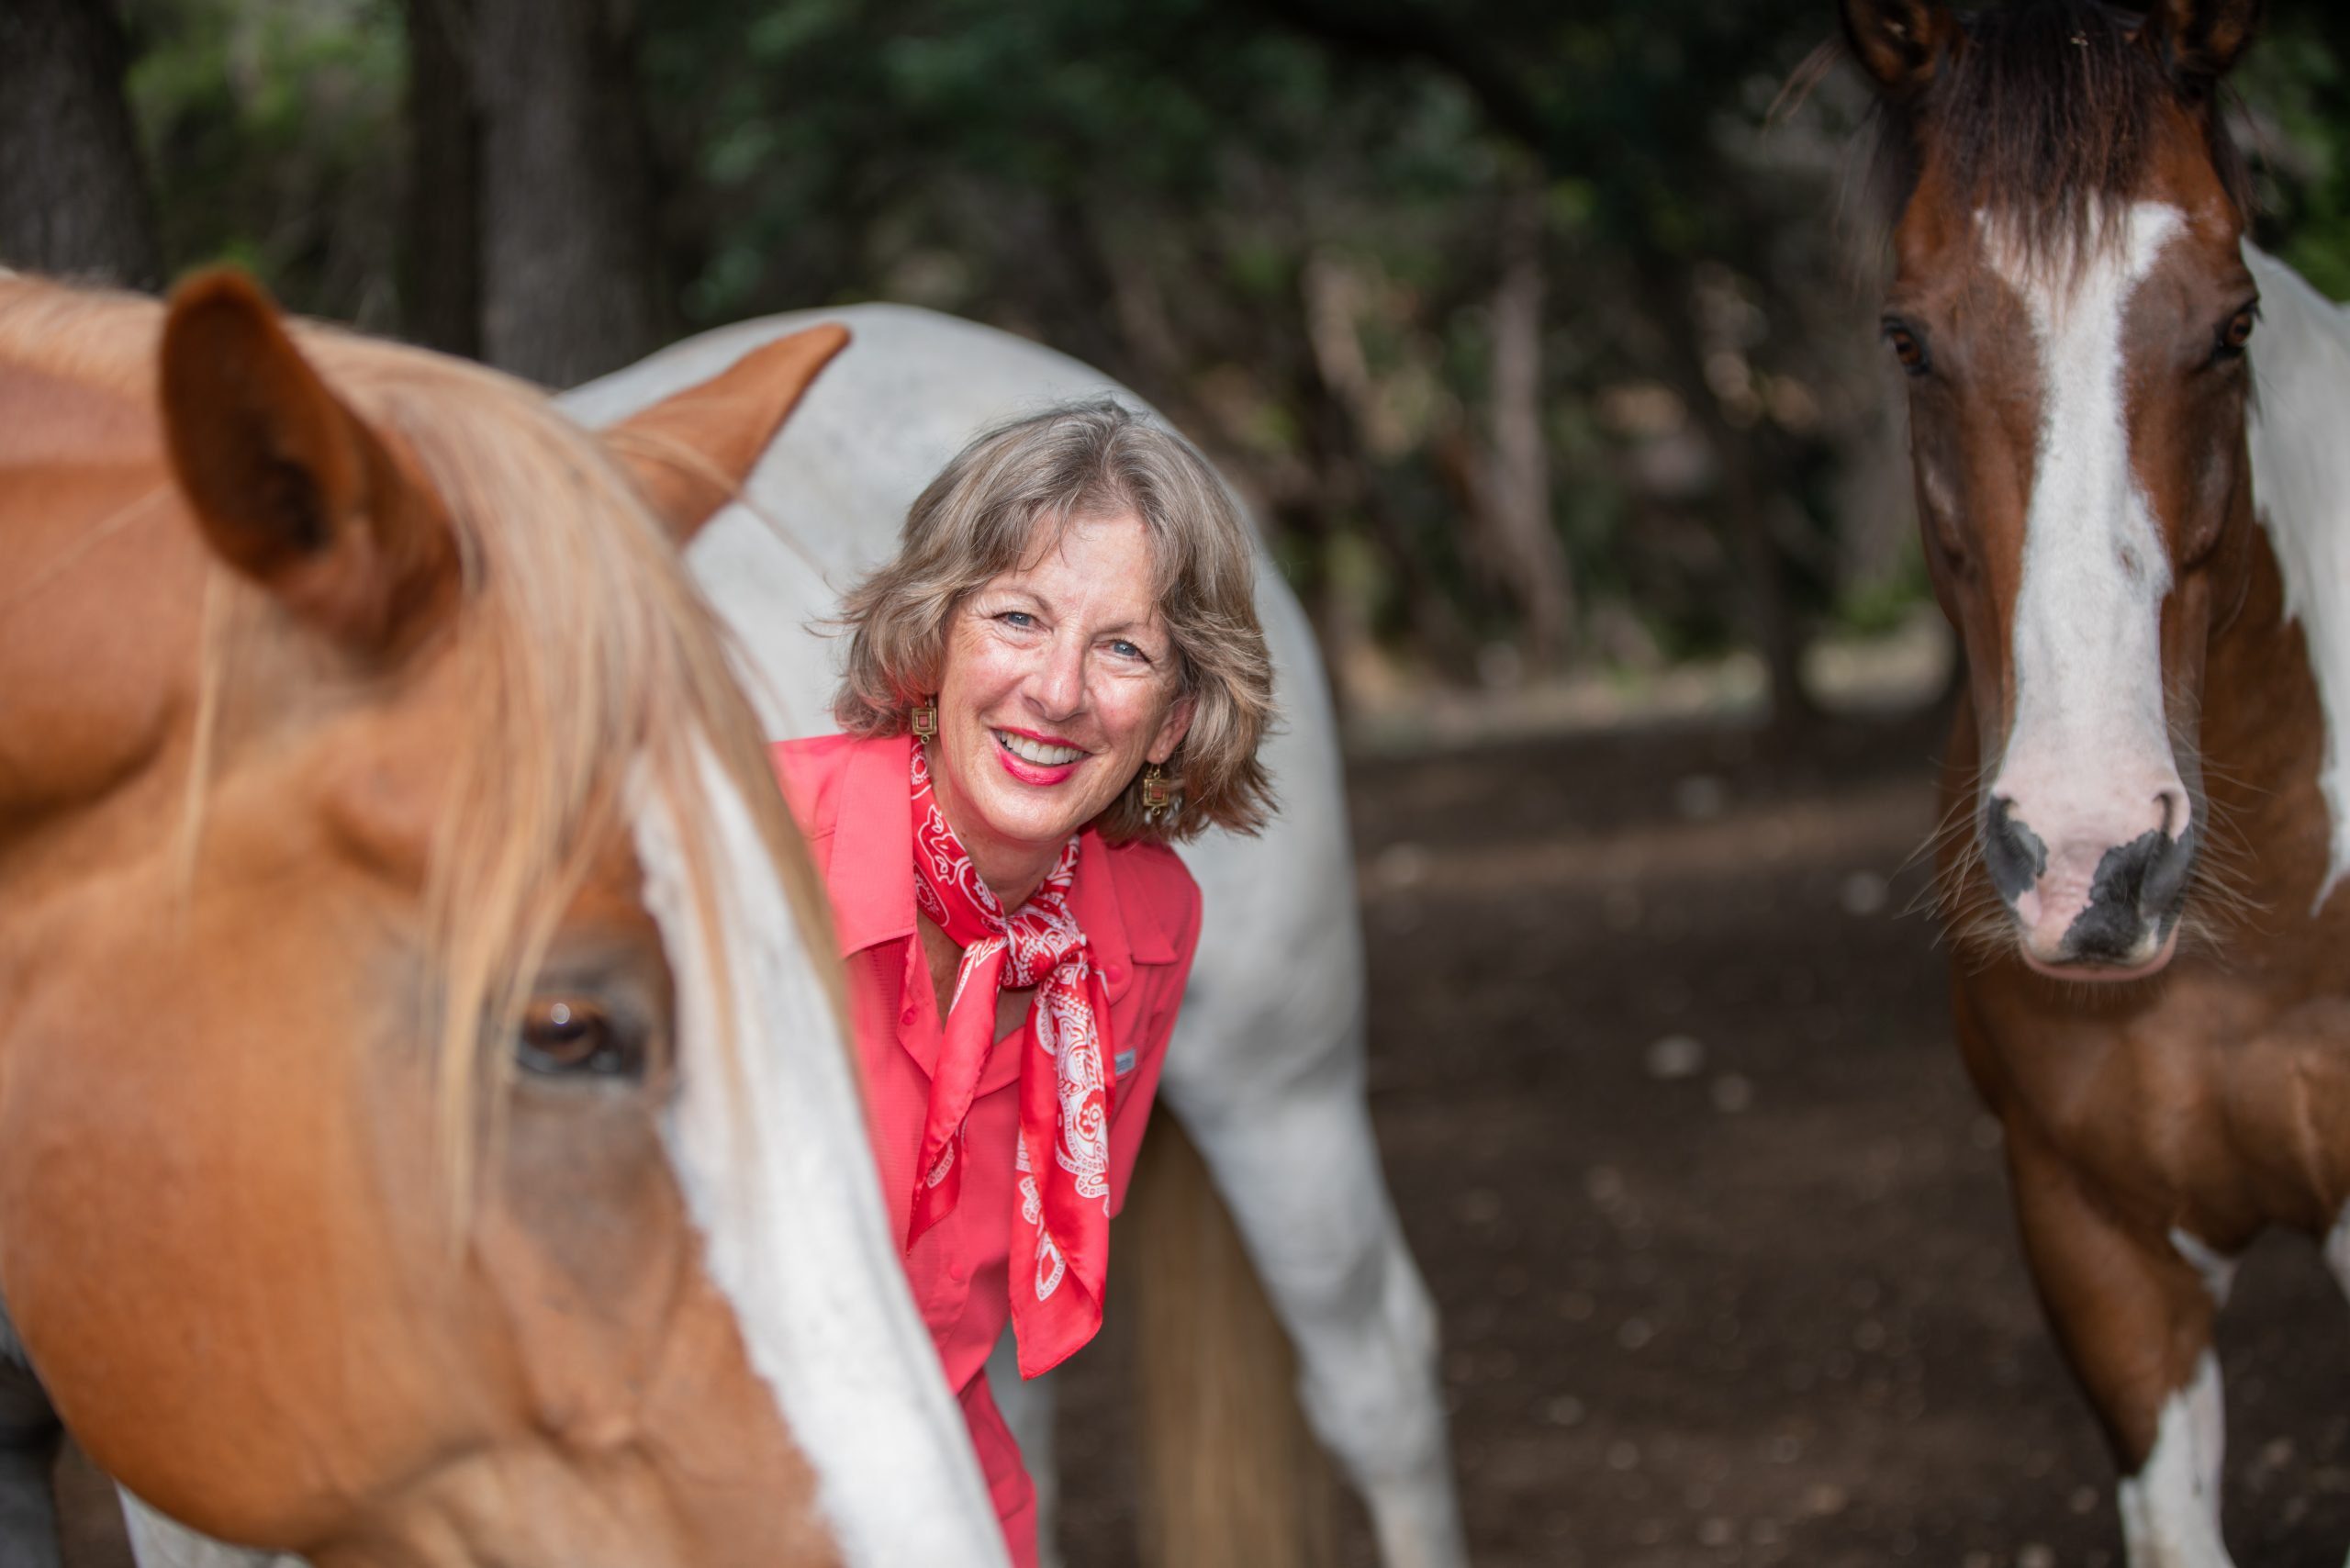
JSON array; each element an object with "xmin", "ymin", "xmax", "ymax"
[{"xmin": 1982, "ymin": 795, "xmax": 2194, "ymax": 978}]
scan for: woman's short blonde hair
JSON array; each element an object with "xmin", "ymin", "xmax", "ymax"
[{"xmin": 834, "ymin": 400, "xmax": 1274, "ymax": 844}]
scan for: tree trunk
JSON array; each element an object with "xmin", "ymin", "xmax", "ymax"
[
  {"xmin": 473, "ymin": 0, "xmax": 658, "ymax": 386},
  {"xmin": 1713, "ymin": 414, "xmax": 1820, "ymax": 741},
  {"xmin": 1639, "ymin": 259, "xmax": 1819, "ymax": 740},
  {"xmin": 1482, "ymin": 174, "xmax": 1572, "ymax": 666},
  {"xmin": 0, "ymin": 0, "xmax": 161, "ymax": 287},
  {"xmin": 400, "ymin": 0, "xmax": 481, "ymax": 356}
]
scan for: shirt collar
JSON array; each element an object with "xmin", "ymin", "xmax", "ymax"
[{"xmin": 822, "ymin": 731, "xmax": 1168, "ymax": 969}]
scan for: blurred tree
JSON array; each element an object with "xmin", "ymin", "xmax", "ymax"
[
  {"xmin": 473, "ymin": 0, "xmax": 661, "ymax": 384},
  {"xmin": 1250, "ymin": 0, "xmax": 1842, "ymax": 732},
  {"xmin": 123, "ymin": 0, "xmax": 406, "ymax": 328},
  {"xmin": 84, "ymin": 0, "xmax": 2350, "ymax": 728},
  {"xmin": 400, "ymin": 0, "xmax": 477, "ymax": 354},
  {"xmin": 0, "ymin": 0, "xmax": 162, "ymax": 286}
]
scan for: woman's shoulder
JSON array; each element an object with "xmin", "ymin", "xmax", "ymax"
[
  {"xmin": 1098, "ymin": 835, "xmax": 1203, "ymax": 947},
  {"xmin": 768, "ymin": 731, "xmax": 888, "ymax": 836}
]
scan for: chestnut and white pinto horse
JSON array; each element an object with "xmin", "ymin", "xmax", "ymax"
[
  {"xmin": 1848, "ymin": 0, "xmax": 2350, "ymax": 1562},
  {"xmin": 563, "ymin": 307, "xmax": 1468, "ymax": 1568},
  {"xmin": 0, "ymin": 273, "xmax": 1005, "ymax": 1566}
]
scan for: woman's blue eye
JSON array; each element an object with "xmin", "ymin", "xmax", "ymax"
[
  {"xmin": 1111, "ymin": 639, "xmax": 1146, "ymax": 659},
  {"xmin": 1000, "ymin": 610, "xmax": 1035, "ymax": 628}
]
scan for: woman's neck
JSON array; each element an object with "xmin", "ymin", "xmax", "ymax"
[{"xmin": 929, "ymin": 775, "xmax": 1057, "ymax": 913}]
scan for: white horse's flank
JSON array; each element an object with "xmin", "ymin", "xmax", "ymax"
[{"xmin": 565, "ymin": 304, "xmax": 1468, "ymax": 1568}]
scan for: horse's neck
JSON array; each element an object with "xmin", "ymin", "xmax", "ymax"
[{"xmin": 2236, "ymin": 243, "xmax": 2350, "ymax": 903}]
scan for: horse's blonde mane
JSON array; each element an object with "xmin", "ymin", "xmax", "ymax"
[{"xmin": 0, "ymin": 274, "xmax": 843, "ymax": 1201}]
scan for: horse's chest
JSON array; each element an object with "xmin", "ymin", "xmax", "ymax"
[{"xmin": 1973, "ymin": 970, "xmax": 2350, "ymax": 1236}]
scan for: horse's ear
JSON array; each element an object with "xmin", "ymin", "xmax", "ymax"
[
  {"xmin": 160, "ymin": 270, "xmax": 453, "ymax": 653},
  {"xmin": 601, "ymin": 323, "xmax": 851, "ymax": 546},
  {"xmin": 1841, "ymin": 0, "xmax": 1958, "ymax": 97},
  {"xmin": 2142, "ymin": 0, "xmax": 2260, "ymax": 90}
]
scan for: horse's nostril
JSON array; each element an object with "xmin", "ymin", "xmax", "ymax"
[
  {"xmin": 1981, "ymin": 796, "xmax": 2047, "ymax": 904},
  {"xmin": 2154, "ymin": 787, "xmax": 2189, "ymax": 841}
]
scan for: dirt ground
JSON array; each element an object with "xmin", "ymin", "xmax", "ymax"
[
  {"xmin": 1050, "ymin": 705, "xmax": 2350, "ymax": 1567},
  {"xmin": 49, "ymin": 704, "xmax": 2350, "ymax": 1565}
]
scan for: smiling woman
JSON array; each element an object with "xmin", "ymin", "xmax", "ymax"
[{"xmin": 770, "ymin": 400, "xmax": 1275, "ymax": 1568}]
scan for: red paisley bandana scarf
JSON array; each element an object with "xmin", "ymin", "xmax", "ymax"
[{"xmin": 907, "ymin": 741, "xmax": 1114, "ymax": 1377}]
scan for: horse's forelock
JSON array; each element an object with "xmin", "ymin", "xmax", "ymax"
[{"xmin": 1866, "ymin": 0, "xmax": 2252, "ymax": 272}]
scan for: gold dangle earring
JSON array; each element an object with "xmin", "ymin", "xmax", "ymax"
[
  {"xmin": 910, "ymin": 700, "xmax": 938, "ymax": 740},
  {"xmin": 1141, "ymin": 764, "xmax": 1171, "ymax": 821}
]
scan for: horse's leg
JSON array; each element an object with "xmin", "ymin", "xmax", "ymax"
[
  {"xmin": 1159, "ymin": 1013, "xmax": 1464, "ymax": 1568},
  {"xmin": 982, "ymin": 1332, "xmax": 1065, "ymax": 1568},
  {"xmin": 2009, "ymin": 1129, "xmax": 2232, "ymax": 1568}
]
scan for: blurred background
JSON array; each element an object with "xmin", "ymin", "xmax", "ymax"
[
  {"xmin": 9, "ymin": 0, "xmax": 2344, "ymax": 745},
  {"xmin": 14, "ymin": 3, "xmax": 2350, "ymax": 1565}
]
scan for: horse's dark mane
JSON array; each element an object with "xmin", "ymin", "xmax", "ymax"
[{"xmin": 1868, "ymin": 0, "xmax": 2251, "ymax": 263}]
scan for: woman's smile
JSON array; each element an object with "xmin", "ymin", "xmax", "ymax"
[{"xmin": 992, "ymin": 726, "xmax": 1090, "ymax": 781}]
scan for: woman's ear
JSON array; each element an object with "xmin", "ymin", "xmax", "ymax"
[{"xmin": 1147, "ymin": 694, "xmax": 1195, "ymax": 767}]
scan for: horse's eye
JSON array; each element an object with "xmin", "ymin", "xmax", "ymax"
[
  {"xmin": 2212, "ymin": 305, "xmax": 2257, "ymax": 363},
  {"xmin": 1883, "ymin": 319, "xmax": 1930, "ymax": 376},
  {"xmin": 516, "ymin": 997, "xmax": 643, "ymax": 1081}
]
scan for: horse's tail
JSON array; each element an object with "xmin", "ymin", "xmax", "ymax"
[{"xmin": 1122, "ymin": 1114, "xmax": 1336, "ymax": 1568}]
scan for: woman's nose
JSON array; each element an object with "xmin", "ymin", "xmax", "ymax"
[{"xmin": 1025, "ymin": 636, "xmax": 1086, "ymax": 718}]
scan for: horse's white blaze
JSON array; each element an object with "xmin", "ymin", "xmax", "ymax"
[
  {"xmin": 1987, "ymin": 202, "xmax": 2189, "ymax": 947},
  {"xmin": 632, "ymin": 740, "xmax": 1006, "ymax": 1568},
  {"xmin": 2168, "ymin": 1227, "xmax": 2237, "ymax": 1306},
  {"xmin": 2243, "ymin": 244, "xmax": 2350, "ymax": 908},
  {"xmin": 2117, "ymin": 1353, "xmax": 2232, "ymax": 1568}
]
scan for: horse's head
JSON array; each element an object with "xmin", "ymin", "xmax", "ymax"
[
  {"xmin": 1844, "ymin": 0, "xmax": 2263, "ymax": 979},
  {"xmin": 0, "ymin": 274, "xmax": 998, "ymax": 1564}
]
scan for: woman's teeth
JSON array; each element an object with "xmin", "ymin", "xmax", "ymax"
[{"xmin": 996, "ymin": 731, "xmax": 1085, "ymax": 767}]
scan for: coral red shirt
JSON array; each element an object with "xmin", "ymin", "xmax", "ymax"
[{"xmin": 770, "ymin": 732, "xmax": 1201, "ymax": 1563}]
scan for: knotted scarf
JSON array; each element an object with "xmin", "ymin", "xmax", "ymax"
[{"xmin": 907, "ymin": 741, "xmax": 1114, "ymax": 1377}]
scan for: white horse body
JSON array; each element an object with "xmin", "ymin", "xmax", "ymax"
[{"xmin": 565, "ymin": 303, "xmax": 1467, "ymax": 1568}]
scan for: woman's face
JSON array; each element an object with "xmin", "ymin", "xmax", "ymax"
[{"xmin": 930, "ymin": 509, "xmax": 1192, "ymax": 892}]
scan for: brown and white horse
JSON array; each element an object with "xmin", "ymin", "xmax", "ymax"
[
  {"xmin": 1844, "ymin": 0, "xmax": 2350, "ymax": 1562},
  {"xmin": 0, "ymin": 271, "xmax": 1008, "ymax": 1565}
]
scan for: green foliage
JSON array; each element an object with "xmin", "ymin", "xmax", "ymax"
[
  {"xmin": 2240, "ymin": 9, "xmax": 2350, "ymax": 299},
  {"xmin": 124, "ymin": 0, "xmax": 406, "ymax": 325},
  {"xmin": 113, "ymin": 0, "xmax": 2350, "ymax": 703}
]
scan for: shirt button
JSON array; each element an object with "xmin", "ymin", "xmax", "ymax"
[
  {"xmin": 901, "ymin": 1006, "xmax": 919, "ymax": 1026},
  {"xmin": 1104, "ymin": 963, "xmax": 1125, "ymax": 984},
  {"xmin": 946, "ymin": 1260, "xmax": 968, "ymax": 1284}
]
